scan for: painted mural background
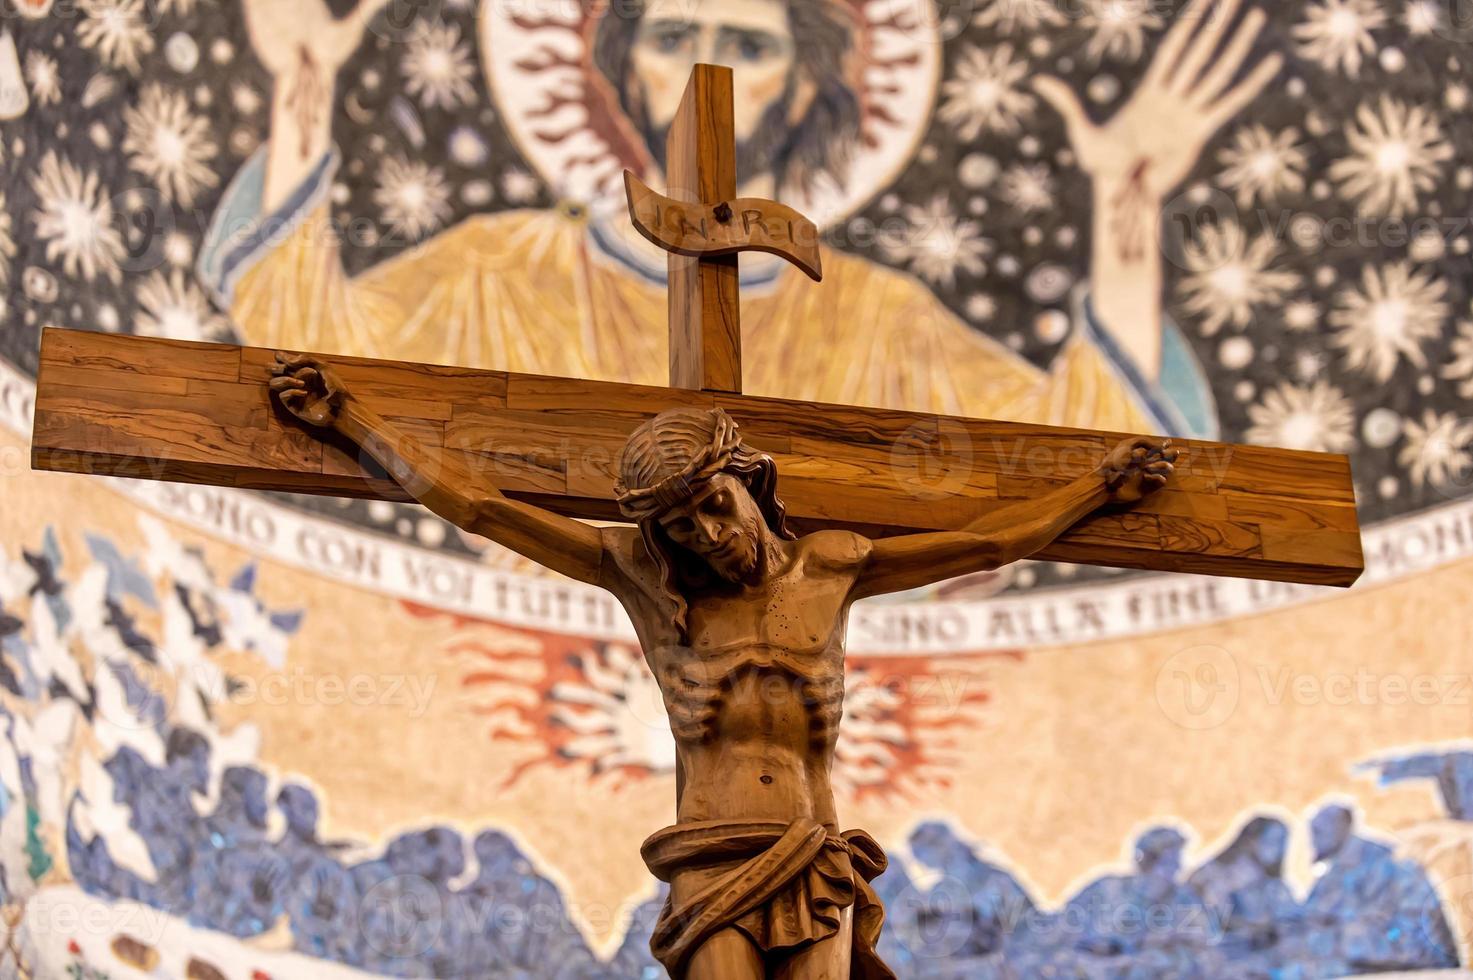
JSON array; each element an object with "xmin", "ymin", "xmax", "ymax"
[{"xmin": 2, "ymin": 0, "xmax": 1473, "ymax": 975}]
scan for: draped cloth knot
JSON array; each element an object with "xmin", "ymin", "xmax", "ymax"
[{"xmin": 640, "ymin": 818, "xmax": 895, "ymax": 978}]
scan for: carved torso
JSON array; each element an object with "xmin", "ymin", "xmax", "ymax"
[{"xmin": 601, "ymin": 529, "xmax": 866, "ymax": 829}]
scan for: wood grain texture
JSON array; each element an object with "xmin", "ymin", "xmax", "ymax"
[
  {"xmin": 664, "ymin": 63, "xmax": 742, "ymax": 394},
  {"xmin": 30, "ymin": 328, "xmax": 1366, "ymax": 586}
]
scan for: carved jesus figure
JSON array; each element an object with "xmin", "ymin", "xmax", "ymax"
[{"xmin": 270, "ymin": 354, "xmax": 1176, "ymax": 979}]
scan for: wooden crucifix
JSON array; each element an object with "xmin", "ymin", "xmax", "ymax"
[{"xmin": 30, "ymin": 65, "xmax": 1360, "ymax": 980}]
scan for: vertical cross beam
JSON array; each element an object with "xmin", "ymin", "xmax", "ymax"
[{"xmin": 664, "ymin": 64, "xmax": 741, "ymax": 394}]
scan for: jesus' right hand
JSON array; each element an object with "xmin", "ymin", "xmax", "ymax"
[{"xmin": 270, "ymin": 353, "xmax": 349, "ymax": 430}]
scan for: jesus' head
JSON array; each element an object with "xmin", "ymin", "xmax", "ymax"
[
  {"xmin": 615, "ymin": 408, "xmax": 796, "ymax": 637},
  {"xmin": 592, "ymin": 0, "xmax": 863, "ymax": 193}
]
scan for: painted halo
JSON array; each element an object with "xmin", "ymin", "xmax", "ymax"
[{"xmin": 480, "ymin": 0, "xmax": 941, "ymax": 229}]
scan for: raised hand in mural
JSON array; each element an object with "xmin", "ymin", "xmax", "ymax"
[
  {"xmin": 1032, "ymin": 0, "xmax": 1282, "ymax": 379},
  {"xmin": 243, "ymin": 0, "xmax": 387, "ymax": 81},
  {"xmin": 243, "ymin": 0, "xmax": 393, "ymax": 207},
  {"xmin": 1035, "ymin": 0, "xmax": 1281, "ymax": 205}
]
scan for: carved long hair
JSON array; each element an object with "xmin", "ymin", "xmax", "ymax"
[{"xmin": 615, "ymin": 408, "xmax": 795, "ymax": 641}]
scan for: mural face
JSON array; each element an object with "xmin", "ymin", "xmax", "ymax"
[
  {"xmin": 490, "ymin": 0, "xmax": 936, "ymax": 222},
  {"xmin": 1, "ymin": 0, "xmax": 1473, "ymax": 976},
  {"xmin": 623, "ymin": 0, "xmax": 801, "ymax": 151}
]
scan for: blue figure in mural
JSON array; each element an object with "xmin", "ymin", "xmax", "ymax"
[
  {"xmin": 84, "ymin": 747, "xmax": 157, "ymax": 903},
  {"xmin": 276, "ymin": 782, "xmax": 320, "ymax": 847},
  {"xmin": 608, "ymin": 885, "xmax": 671, "ymax": 980},
  {"xmin": 386, "ymin": 825, "xmax": 465, "ymax": 887},
  {"xmin": 68, "ymin": 731, "xmax": 615, "ymax": 976},
  {"xmin": 71, "ymin": 734, "xmax": 202, "ymax": 915},
  {"xmin": 1289, "ymin": 803, "xmax": 1458, "ymax": 974},
  {"xmin": 352, "ymin": 845, "xmax": 436, "ymax": 976},
  {"xmin": 206, "ymin": 766, "xmax": 272, "ymax": 848},
  {"xmin": 1059, "ymin": 828, "xmax": 1214, "ymax": 957},
  {"xmin": 1365, "ymin": 749, "xmax": 1473, "ymax": 821},
  {"xmin": 289, "ymin": 856, "xmax": 363, "ymax": 967},
  {"xmin": 198, "ymin": 834, "xmax": 291, "ymax": 939},
  {"xmin": 871, "ymin": 845, "xmax": 1035, "ymax": 979},
  {"xmin": 48, "ymin": 728, "xmax": 1473, "ymax": 979},
  {"xmin": 274, "ymin": 783, "xmax": 363, "ymax": 966},
  {"xmin": 866, "ymin": 859, "xmax": 929, "ymax": 976},
  {"xmin": 128, "ymin": 730, "xmax": 210, "ymax": 914},
  {"xmin": 452, "ymin": 830, "xmax": 602, "ymax": 977},
  {"xmin": 65, "ymin": 797, "xmax": 139, "ymax": 908},
  {"xmin": 386, "ymin": 826, "xmax": 469, "ymax": 977},
  {"xmin": 905, "ymin": 821, "xmax": 1037, "ymax": 960},
  {"xmin": 191, "ymin": 767, "xmax": 291, "ymax": 938},
  {"xmin": 1186, "ymin": 816, "xmax": 1300, "ymax": 958},
  {"xmin": 192, "ymin": 767, "xmax": 263, "ymax": 908}
]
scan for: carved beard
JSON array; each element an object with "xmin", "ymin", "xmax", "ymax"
[
  {"xmin": 640, "ymin": 78, "xmax": 796, "ymax": 188},
  {"xmin": 707, "ymin": 515, "xmax": 765, "ymax": 583},
  {"xmin": 676, "ymin": 511, "xmax": 764, "ymax": 587}
]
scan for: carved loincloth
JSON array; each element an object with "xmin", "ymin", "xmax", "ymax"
[{"xmin": 641, "ymin": 817, "xmax": 895, "ymax": 978}]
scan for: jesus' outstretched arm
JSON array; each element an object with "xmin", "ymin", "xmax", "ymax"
[
  {"xmin": 850, "ymin": 436, "xmax": 1178, "ymax": 600},
  {"xmin": 269, "ymin": 354, "xmax": 606, "ymax": 585}
]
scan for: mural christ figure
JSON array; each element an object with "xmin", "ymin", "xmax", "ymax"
[{"xmin": 206, "ymin": 0, "xmax": 1281, "ymax": 439}]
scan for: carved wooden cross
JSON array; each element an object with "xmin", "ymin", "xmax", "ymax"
[{"xmin": 28, "ymin": 66, "xmax": 1363, "ymax": 587}]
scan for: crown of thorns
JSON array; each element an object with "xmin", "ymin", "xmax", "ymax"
[{"xmin": 614, "ymin": 409, "xmax": 744, "ymax": 521}]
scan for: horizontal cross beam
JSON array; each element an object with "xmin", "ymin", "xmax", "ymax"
[{"xmin": 30, "ymin": 329, "xmax": 1363, "ymax": 587}]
